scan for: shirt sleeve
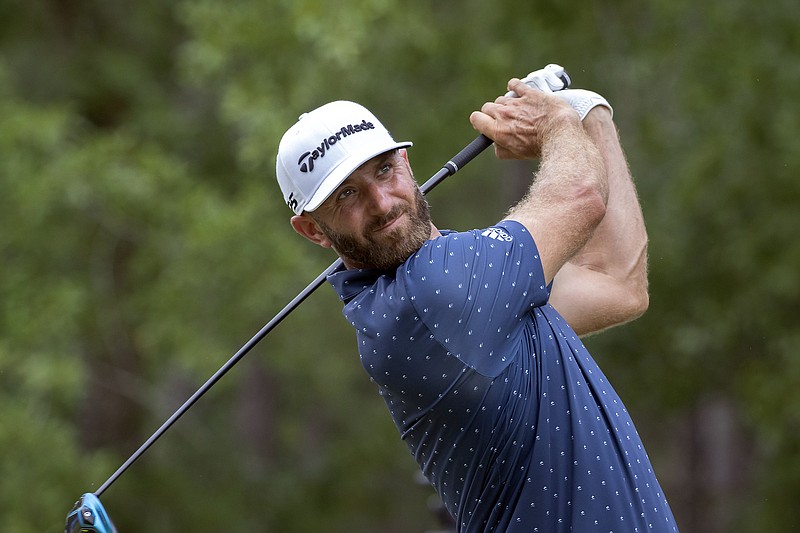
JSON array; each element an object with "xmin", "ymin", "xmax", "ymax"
[{"xmin": 399, "ymin": 220, "xmax": 549, "ymax": 376}]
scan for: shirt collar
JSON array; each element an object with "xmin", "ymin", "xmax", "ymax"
[
  {"xmin": 327, "ymin": 267, "xmax": 387, "ymax": 303},
  {"xmin": 325, "ymin": 230, "xmax": 453, "ymax": 303}
]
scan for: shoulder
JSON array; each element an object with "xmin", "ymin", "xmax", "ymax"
[
  {"xmin": 409, "ymin": 221, "xmax": 537, "ymax": 261},
  {"xmin": 399, "ymin": 220, "xmax": 549, "ymax": 313},
  {"xmin": 404, "ymin": 221, "xmax": 540, "ymax": 281}
]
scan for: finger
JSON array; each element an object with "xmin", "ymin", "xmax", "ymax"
[
  {"xmin": 544, "ymin": 63, "xmax": 569, "ymax": 87},
  {"xmin": 519, "ymin": 73, "xmax": 552, "ymax": 93},
  {"xmin": 506, "ymin": 78, "xmax": 532, "ymax": 98},
  {"xmin": 520, "ymin": 69, "xmax": 565, "ymax": 92},
  {"xmin": 539, "ymin": 69, "xmax": 564, "ymax": 91},
  {"xmin": 503, "ymin": 77, "xmax": 528, "ymax": 98},
  {"xmin": 469, "ymin": 110, "xmax": 498, "ymax": 140},
  {"xmin": 473, "ymin": 111, "xmax": 523, "ymax": 160},
  {"xmin": 481, "ymin": 100, "xmax": 506, "ymax": 116}
]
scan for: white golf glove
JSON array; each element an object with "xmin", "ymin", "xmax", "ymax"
[
  {"xmin": 506, "ymin": 63, "xmax": 613, "ymax": 121},
  {"xmin": 554, "ymin": 88, "xmax": 613, "ymax": 121},
  {"xmin": 505, "ymin": 63, "xmax": 570, "ymax": 96}
]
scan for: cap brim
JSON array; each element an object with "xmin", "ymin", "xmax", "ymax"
[{"xmin": 303, "ymin": 141, "xmax": 413, "ymax": 213}]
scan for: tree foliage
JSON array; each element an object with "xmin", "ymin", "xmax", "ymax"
[{"xmin": 0, "ymin": 0, "xmax": 797, "ymax": 530}]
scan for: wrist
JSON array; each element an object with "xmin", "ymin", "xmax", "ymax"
[
  {"xmin": 539, "ymin": 116, "xmax": 593, "ymax": 166},
  {"xmin": 582, "ymin": 106, "xmax": 614, "ymax": 131},
  {"xmin": 581, "ymin": 107, "xmax": 618, "ymax": 144},
  {"xmin": 583, "ymin": 104, "xmax": 612, "ymax": 122},
  {"xmin": 542, "ymin": 106, "xmax": 584, "ymax": 144},
  {"xmin": 555, "ymin": 89, "xmax": 613, "ymax": 122}
]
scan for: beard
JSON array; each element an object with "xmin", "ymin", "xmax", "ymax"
[{"xmin": 314, "ymin": 186, "xmax": 432, "ymax": 271}]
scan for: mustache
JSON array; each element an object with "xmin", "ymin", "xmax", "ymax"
[{"xmin": 366, "ymin": 205, "xmax": 406, "ymax": 233}]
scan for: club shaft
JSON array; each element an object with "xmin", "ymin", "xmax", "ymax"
[
  {"xmin": 94, "ymin": 259, "xmax": 341, "ymax": 496},
  {"xmin": 94, "ymin": 133, "xmax": 494, "ymax": 497}
]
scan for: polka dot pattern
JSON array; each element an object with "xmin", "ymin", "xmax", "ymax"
[{"xmin": 329, "ymin": 221, "xmax": 678, "ymax": 532}]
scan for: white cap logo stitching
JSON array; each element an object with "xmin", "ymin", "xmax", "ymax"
[
  {"xmin": 297, "ymin": 120, "xmax": 376, "ymax": 173},
  {"xmin": 275, "ymin": 101, "xmax": 412, "ymax": 215}
]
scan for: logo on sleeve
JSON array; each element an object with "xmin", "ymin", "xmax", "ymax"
[{"xmin": 481, "ymin": 227, "xmax": 513, "ymax": 242}]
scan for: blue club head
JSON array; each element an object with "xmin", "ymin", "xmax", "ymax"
[{"xmin": 65, "ymin": 493, "xmax": 117, "ymax": 533}]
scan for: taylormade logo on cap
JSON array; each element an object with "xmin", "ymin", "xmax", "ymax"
[
  {"xmin": 297, "ymin": 120, "xmax": 376, "ymax": 173},
  {"xmin": 276, "ymin": 101, "xmax": 412, "ymax": 215}
]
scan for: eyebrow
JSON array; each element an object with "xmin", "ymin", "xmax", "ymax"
[
  {"xmin": 333, "ymin": 150, "xmax": 400, "ymax": 196},
  {"xmin": 371, "ymin": 149, "xmax": 400, "ymax": 167}
]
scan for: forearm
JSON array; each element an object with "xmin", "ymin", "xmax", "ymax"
[
  {"xmin": 549, "ymin": 108, "xmax": 649, "ymax": 334},
  {"xmin": 469, "ymin": 79, "xmax": 612, "ymax": 288},
  {"xmin": 506, "ymin": 117, "xmax": 608, "ymax": 283},
  {"xmin": 575, "ymin": 108, "xmax": 648, "ymax": 283}
]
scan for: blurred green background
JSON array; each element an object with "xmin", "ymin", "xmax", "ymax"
[{"xmin": 1, "ymin": 0, "xmax": 798, "ymax": 531}]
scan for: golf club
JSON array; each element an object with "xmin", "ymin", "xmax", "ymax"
[
  {"xmin": 67, "ymin": 66, "xmax": 571, "ymax": 531},
  {"xmin": 92, "ymin": 132, "xmax": 495, "ymax": 500}
]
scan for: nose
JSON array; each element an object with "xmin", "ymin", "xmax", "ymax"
[{"xmin": 363, "ymin": 180, "xmax": 394, "ymax": 215}]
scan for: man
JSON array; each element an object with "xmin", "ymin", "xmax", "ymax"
[{"xmin": 275, "ymin": 66, "xmax": 678, "ymax": 532}]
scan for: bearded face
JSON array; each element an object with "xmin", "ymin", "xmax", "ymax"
[{"xmin": 312, "ymin": 183, "xmax": 432, "ymax": 271}]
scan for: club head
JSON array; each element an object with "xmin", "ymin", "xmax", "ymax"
[{"xmin": 65, "ymin": 493, "xmax": 118, "ymax": 533}]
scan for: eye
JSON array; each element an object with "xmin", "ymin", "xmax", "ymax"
[
  {"xmin": 337, "ymin": 187, "xmax": 355, "ymax": 201},
  {"xmin": 377, "ymin": 163, "xmax": 393, "ymax": 178}
]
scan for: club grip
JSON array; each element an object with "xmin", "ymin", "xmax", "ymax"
[{"xmin": 445, "ymin": 134, "xmax": 493, "ymax": 175}]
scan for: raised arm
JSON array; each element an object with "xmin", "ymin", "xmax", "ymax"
[
  {"xmin": 548, "ymin": 106, "xmax": 649, "ymax": 336},
  {"xmin": 470, "ymin": 79, "xmax": 608, "ymax": 284}
]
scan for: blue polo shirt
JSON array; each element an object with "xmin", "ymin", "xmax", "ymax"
[{"xmin": 328, "ymin": 220, "xmax": 678, "ymax": 532}]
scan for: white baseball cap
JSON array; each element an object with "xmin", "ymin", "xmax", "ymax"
[{"xmin": 276, "ymin": 101, "xmax": 413, "ymax": 215}]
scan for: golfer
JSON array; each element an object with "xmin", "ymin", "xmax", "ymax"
[{"xmin": 276, "ymin": 66, "xmax": 679, "ymax": 532}]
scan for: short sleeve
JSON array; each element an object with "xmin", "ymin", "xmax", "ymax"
[{"xmin": 398, "ymin": 220, "xmax": 549, "ymax": 376}]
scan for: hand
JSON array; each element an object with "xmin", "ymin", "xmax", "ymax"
[
  {"xmin": 470, "ymin": 78, "xmax": 580, "ymax": 160},
  {"xmin": 504, "ymin": 63, "xmax": 613, "ymax": 122}
]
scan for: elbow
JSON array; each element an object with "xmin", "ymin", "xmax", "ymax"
[
  {"xmin": 623, "ymin": 275, "xmax": 650, "ymax": 323},
  {"xmin": 579, "ymin": 146, "xmax": 609, "ymax": 228},
  {"xmin": 564, "ymin": 129, "xmax": 608, "ymax": 234},
  {"xmin": 605, "ymin": 257, "xmax": 650, "ymax": 328},
  {"xmin": 628, "ymin": 244, "xmax": 650, "ymax": 320},
  {"xmin": 587, "ymin": 151, "xmax": 610, "ymax": 227},
  {"xmin": 629, "ymin": 285, "xmax": 650, "ymax": 320},
  {"xmin": 589, "ymin": 188, "xmax": 608, "ymax": 228},
  {"xmin": 577, "ymin": 179, "xmax": 608, "ymax": 231}
]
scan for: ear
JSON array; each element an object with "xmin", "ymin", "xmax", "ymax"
[
  {"xmin": 398, "ymin": 148, "xmax": 410, "ymax": 164},
  {"xmin": 290, "ymin": 214, "xmax": 332, "ymax": 248}
]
